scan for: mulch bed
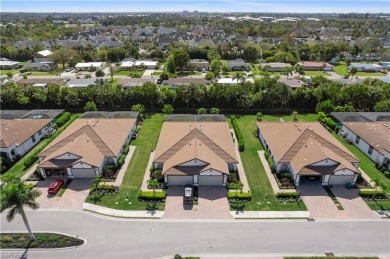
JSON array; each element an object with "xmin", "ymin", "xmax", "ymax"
[{"xmin": 0, "ymin": 233, "xmax": 84, "ymax": 249}]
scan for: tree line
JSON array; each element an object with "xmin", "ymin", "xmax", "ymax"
[{"xmin": 1, "ymin": 76, "xmax": 389, "ymax": 112}]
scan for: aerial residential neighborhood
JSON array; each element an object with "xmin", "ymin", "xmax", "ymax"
[{"xmin": 0, "ymin": 2, "xmax": 390, "ymax": 259}]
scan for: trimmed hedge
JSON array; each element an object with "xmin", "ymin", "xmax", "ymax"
[
  {"xmin": 23, "ymin": 114, "xmax": 79, "ymax": 169},
  {"xmin": 231, "ymin": 116, "xmax": 245, "ymax": 151},
  {"xmin": 90, "ymin": 184, "xmax": 117, "ymax": 195},
  {"xmin": 276, "ymin": 192, "xmax": 299, "ymax": 198},
  {"xmin": 138, "ymin": 191, "xmax": 166, "ymax": 201},
  {"xmin": 228, "ymin": 191, "xmax": 251, "ymax": 200},
  {"xmin": 359, "ymin": 190, "xmax": 387, "ymax": 197},
  {"xmin": 317, "ymin": 112, "xmax": 337, "ymax": 131},
  {"xmin": 54, "ymin": 112, "xmax": 71, "ymax": 128}
]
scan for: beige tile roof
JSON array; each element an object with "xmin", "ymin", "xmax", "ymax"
[
  {"xmin": 258, "ymin": 122, "xmax": 359, "ymax": 175},
  {"xmin": 0, "ymin": 119, "xmax": 52, "ymax": 148},
  {"xmin": 154, "ymin": 121, "xmax": 238, "ymax": 176},
  {"xmin": 38, "ymin": 118, "xmax": 136, "ymax": 168},
  {"xmin": 343, "ymin": 122, "xmax": 390, "ymax": 154}
]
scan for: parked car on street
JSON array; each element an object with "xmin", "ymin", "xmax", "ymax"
[
  {"xmin": 183, "ymin": 184, "xmax": 193, "ymax": 204},
  {"xmin": 48, "ymin": 179, "xmax": 64, "ymax": 194}
]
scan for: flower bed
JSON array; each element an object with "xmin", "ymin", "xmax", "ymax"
[
  {"xmin": 359, "ymin": 190, "xmax": 388, "ymax": 200},
  {"xmin": 276, "ymin": 191, "xmax": 302, "ymax": 202},
  {"xmin": 228, "ymin": 191, "xmax": 251, "ymax": 202},
  {"xmin": 274, "ymin": 172, "xmax": 295, "ymax": 189},
  {"xmin": 138, "ymin": 191, "xmax": 166, "ymax": 202},
  {"xmin": 89, "ymin": 184, "xmax": 118, "ymax": 195},
  {"xmin": 0, "ymin": 233, "xmax": 84, "ymax": 249}
]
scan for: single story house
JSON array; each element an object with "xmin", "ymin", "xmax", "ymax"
[
  {"xmin": 0, "ymin": 60, "xmax": 21, "ymax": 70},
  {"xmin": 331, "ymin": 112, "xmax": 390, "ymax": 123},
  {"xmin": 37, "ymin": 112, "xmax": 138, "ymax": 179},
  {"xmin": 118, "ymin": 78, "xmax": 156, "ymax": 89},
  {"xmin": 0, "ymin": 110, "xmax": 63, "ymax": 162},
  {"xmin": 217, "ymin": 78, "xmax": 254, "ymax": 85},
  {"xmin": 32, "ymin": 50, "xmax": 53, "ymax": 63},
  {"xmin": 225, "ymin": 59, "xmax": 250, "ymax": 71},
  {"xmin": 348, "ymin": 63, "xmax": 383, "ymax": 72},
  {"xmin": 189, "ymin": 59, "xmax": 209, "ymax": 71},
  {"xmin": 379, "ymin": 62, "xmax": 390, "ymax": 69},
  {"xmin": 66, "ymin": 78, "xmax": 97, "ymax": 88},
  {"xmin": 16, "ymin": 78, "xmax": 68, "ymax": 88},
  {"xmin": 153, "ymin": 115, "xmax": 238, "ymax": 186},
  {"xmin": 262, "ymin": 62, "xmax": 292, "ymax": 72},
  {"xmin": 162, "ymin": 78, "xmax": 211, "ymax": 88},
  {"xmin": 75, "ymin": 62, "xmax": 106, "ymax": 71},
  {"xmin": 297, "ymin": 62, "xmax": 333, "ymax": 71},
  {"xmin": 258, "ymin": 122, "xmax": 360, "ymax": 186},
  {"xmin": 120, "ymin": 59, "xmax": 158, "ymax": 69},
  {"xmin": 25, "ymin": 62, "xmax": 57, "ymax": 71},
  {"xmin": 279, "ymin": 78, "xmax": 303, "ymax": 88},
  {"xmin": 340, "ymin": 122, "xmax": 390, "ymax": 170}
]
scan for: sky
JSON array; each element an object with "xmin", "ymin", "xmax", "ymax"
[{"xmin": 0, "ymin": 0, "xmax": 389, "ymax": 13}]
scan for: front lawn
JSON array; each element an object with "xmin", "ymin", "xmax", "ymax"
[
  {"xmin": 333, "ymin": 61, "xmax": 384, "ymax": 77},
  {"xmin": 230, "ymin": 115, "xmax": 307, "ymax": 211},
  {"xmin": 85, "ymin": 114, "xmax": 165, "ymax": 210},
  {"xmin": 304, "ymin": 71, "xmax": 331, "ymax": 76},
  {"xmin": 0, "ymin": 233, "xmax": 84, "ymax": 249},
  {"xmin": 332, "ymin": 133, "xmax": 390, "ymax": 210}
]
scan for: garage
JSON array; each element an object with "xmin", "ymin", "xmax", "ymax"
[
  {"xmin": 71, "ymin": 168, "xmax": 97, "ymax": 178},
  {"xmin": 168, "ymin": 176, "xmax": 193, "ymax": 185},
  {"xmin": 328, "ymin": 175, "xmax": 354, "ymax": 185},
  {"xmin": 198, "ymin": 175, "xmax": 223, "ymax": 186}
]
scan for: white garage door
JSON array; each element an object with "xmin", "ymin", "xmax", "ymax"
[
  {"xmin": 71, "ymin": 168, "xmax": 96, "ymax": 178},
  {"xmin": 328, "ymin": 175, "xmax": 354, "ymax": 185},
  {"xmin": 168, "ymin": 176, "xmax": 193, "ymax": 185},
  {"xmin": 198, "ymin": 175, "xmax": 223, "ymax": 186}
]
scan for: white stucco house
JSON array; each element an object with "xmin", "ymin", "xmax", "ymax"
[{"xmin": 258, "ymin": 122, "xmax": 360, "ymax": 186}]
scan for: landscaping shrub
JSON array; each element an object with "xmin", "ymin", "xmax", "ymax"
[
  {"xmin": 278, "ymin": 172, "xmax": 291, "ymax": 179},
  {"xmin": 317, "ymin": 112, "xmax": 337, "ymax": 132},
  {"xmin": 276, "ymin": 192, "xmax": 299, "ymax": 198},
  {"xmin": 267, "ymin": 156, "xmax": 275, "ymax": 172},
  {"xmin": 117, "ymin": 154, "xmax": 126, "ymax": 168},
  {"xmin": 228, "ymin": 191, "xmax": 251, "ymax": 201},
  {"xmin": 264, "ymin": 150, "xmax": 270, "ymax": 159},
  {"xmin": 54, "ymin": 112, "xmax": 71, "ymax": 128},
  {"xmin": 89, "ymin": 184, "xmax": 117, "ymax": 195},
  {"xmin": 231, "ymin": 116, "xmax": 245, "ymax": 151},
  {"xmin": 151, "ymin": 170, "xmax": 164, "ymax": 183},
  {"xmin": 138, "ymin": 190, "xmax": 166, "ymax": 201},
  {"xmin": 359, "ymin": 190, "xmax": 387, "ymax": 198},
  {"xmin": 384, "ymin": 171, "xmax": 390, "ymax": 179},
  {"xmin": 227, "ymin": 172, "xmax": 238, "ymax": 183}
]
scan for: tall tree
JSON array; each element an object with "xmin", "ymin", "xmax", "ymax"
[
  {"xmin": 172, "ymin": 49, "xmax": 189, "ymax": 73},
  {"xmin": 52, "ymin": 48, "xmax": 77, "ymax": 70}
]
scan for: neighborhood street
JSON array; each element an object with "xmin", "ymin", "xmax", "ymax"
[{"xmin": 1, "ymin": 210, "xmax": 389, "ymax": 259}]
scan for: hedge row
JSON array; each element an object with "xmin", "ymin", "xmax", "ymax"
[
  {"xmin": 359, "ymin": 190, "xmax": 387, "ymax": 197},
  {"xmin": 90, "ymin": 184, "xmax": 117, "ymax": 194},
  {"xmin": 276, "ymin": 192, "xmax": 299, "ymax": 198},
  {"xmin": 23, "ymin": 114, "xmax": 80, "ymax": 169},
  {"xmin": 228, "ymin": 191, "xmax": 252, "ymax": 200},
  {"xmin": 118, "ymin": 145, "xmax": 130, "ymax": 168},
  {"xmin": 231, "ymin": 116, "xmax": 245, "ymax": 151},
  {"xmin": 138, "ymin": 191, "xmax": 167, "ymax": 201},
  {"xmin": 54, "ymin": 112, "xmax": 71, "ymax": 128},
  {"xmin": 317, "ymin": 112, "xmax": 337, "ymax": 132}
]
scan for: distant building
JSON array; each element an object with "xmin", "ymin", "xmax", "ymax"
[
  {"xmin": 348, "ymin": 63, "xmax": 383, "ymax": 72},
  {"xmin": 32, "ymin": 50, "xmax": 53, "ymax": 63},
  {"xmin": 189, "ymin": 59, "xmax": 209, "ymax": 71},
  {"xmin": 75, "ymin": 62, "xmax": 106, "ymax": 71}
]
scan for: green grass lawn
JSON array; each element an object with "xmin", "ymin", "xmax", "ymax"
[
  {"xmin": 0, "ymin": 69, "xmax": 20, "ymax": 76},
  {"xmin": 28, "ymin": 71, "xmax": 58, "ymax": 76},
  {"xmin": 331, "ymin": 133, "xmax": 390, "ymax": 210},
  {"xmin": 333, "ymin": 62, "xmax": 384, "ymax": 77},
  {"xmin": 85, "ymin": 114, "xmax": 166, "ymax": 211},
  {"xmin": 230, "ymin": 115, "xmax": 307, "ymax": 211},
  {"xmin": 177, "ymin": 71, "xmax": 202, "ymax": 76},
  {"xmin": 261, "ymin": 113, "xmax": 318, "ymax": 122},
  {"xmin": 304, "ymin": 71, "xmax": 331, "ymax": 76},
  {"xmin": 152, "ymin": 71, "xmax": 163, "ymax": 76}
]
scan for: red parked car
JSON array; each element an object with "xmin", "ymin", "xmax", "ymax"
[{"xmin": 48, "ymin": 180, "xmax": 64, "ymax": 194}]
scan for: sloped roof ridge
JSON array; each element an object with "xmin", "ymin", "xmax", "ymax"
[
  {"xmin": 155, "ymin": 128, "xmax": 237, "ymax": 163},
  {"xmin": 40, "ymin": 124, "xmax": 114, "ymax": 157},
  {"xmin": 281, "ymin": 128, "xmax": 357, "ymax": 162}
]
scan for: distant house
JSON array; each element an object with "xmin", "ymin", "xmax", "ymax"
[
  {"xmin": 379, "ymin": 62, "xmax": 390, "ymax": 69},
  {"xmin": 225, "ymin": 59, "xmax": 250, "ymax": 71},
  {"xmin": 262, "ymin": 62, "xmax": 292, "ymax": 72},
  {"xmin": 75, "ymin": 62, "xmax": 106, "ymax": 71},
  {"xmin": 118, "ymin": 78, "xmax": 156, "ymax": 89},
  {"xmin": 217, "ymin": 78, "xmax": 254, "ymax": 85},
  {"xmin": 189, "ymin": 59, "xmax": 209, "ymax": 71},
  {"xmin": 258, "ymin": 122, "xmax": 360, "ymax": 186},
  {"xmin": 0, "ymin": 110, "xmax": 63, "ymax": 162},
  {"xmin": 16, "ymin": 78, "xmax": 68, "ymax": 88},
  {"xmin": 158, "ymin": 38, "xmax": 175, "ymax": 50},
  {"xmin": 348, "ymin": 63, "xmax": 383, "ymax": 72},
  {"xmin": 32, "ymin": 50, "xmax": 53, "ymax": 63},
  {"xmin": 340, "ymin": 122, "xmax": 390, "ymax": 170},
  {"xmin": 0, "ymin": 60, "xmax": 21, "ymax": 70},
  {"xmin": 162, "ymin": 78, "xmax": 210, "ymax": 88},
  {"xmin": 37, "ymin": 112, "xmax": 138, "ymax": 179},
  {"xmin": 120, "ymin": 59, "xmax": 158, "ymax": 69},
  {"xmin": 279, "ymin": 78, "xmax": 303, "ymax": 88},
  {"xmin": 297, "ymin": 61, "xmax": 333, "ymax": 71},
  {"xmin": 66, "ymin": 78, "xmax": 97, "ymax": 88},
  {"xmin": 25, "ymin": 62, "xmax": 57, "ymax": 72}
]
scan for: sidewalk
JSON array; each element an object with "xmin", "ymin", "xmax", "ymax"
[
  {"xmin": 83, "ymin": 203, "xmax": 164, "ymax": 218},
  {"xmin": 141, "ymin": 151, "xmax": 156, "ymax": 191},
  {"xmin": 107, "ymin": 146, "xmax": 136, "ymax": 187},
  {"xmin": 230, "ymin": 129, "xmax": 250, "ymax": 192},
  {"xmin": 257, "ymin": 151, "xmax": 295, "ymax": 194},
  {"xmin": 231, "ymin": 210, "xmax": 309, "ymax": 219},
  {"xmin": 21, "ymin": 164, "xmax": 38, "ymax": 181}
]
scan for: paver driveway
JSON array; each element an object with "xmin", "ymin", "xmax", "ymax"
[
  {"xmin": 35, "ymin": 178, "xmax": 91, "ymax": 210},
  {"xmin": 163, "ymin": 186, "xmax": 232, "ymax": 219},
  {"xmin": 300, "ymin": 181, "xmax": 379, "ymax": 220}
]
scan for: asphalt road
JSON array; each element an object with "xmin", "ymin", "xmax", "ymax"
[{"xmin": 1, "ymin": 210, "xmax": 389, "ymax": 259}]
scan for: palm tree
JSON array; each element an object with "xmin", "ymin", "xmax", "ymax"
[
  {"xmin": 294, "ymin": 64, "xmax": 305, "ymax": 76},
  {"xmin": 232, "ymin": 72, "xmax": 246, "ymax": 84},
  {"xmin": 292, "ymin": 111, "xmax": 298, "ymax": 121},
  {"xmin": 282, "ymin": 66, "xmax": 293, "ymax": 79},
  {"xmin": 0, "ymin": 178, "xmax": 41, "ymax": 241},
  {"xmin": 370, "ymin": 177, "xmax": 387, "ymax": 199},
  {"xmin": 147, "ymin": 179, "xmax": 159, "ymax": 202},
  {"xmin": 91, "ymin": 175, "xmax": 106, "ymax": 189}
]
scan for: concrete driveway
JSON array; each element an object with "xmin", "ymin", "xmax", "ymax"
[
  {"xmin": 163, "ymin": 186, "xmax": 232, "ymax": 219},
  {"xmin": 35, "ymin": 178, "xmax": 91, "ymax": 211},
  {"xmin": 299, "ymin": 181, "xmax": 379, "ymax": 220}
]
